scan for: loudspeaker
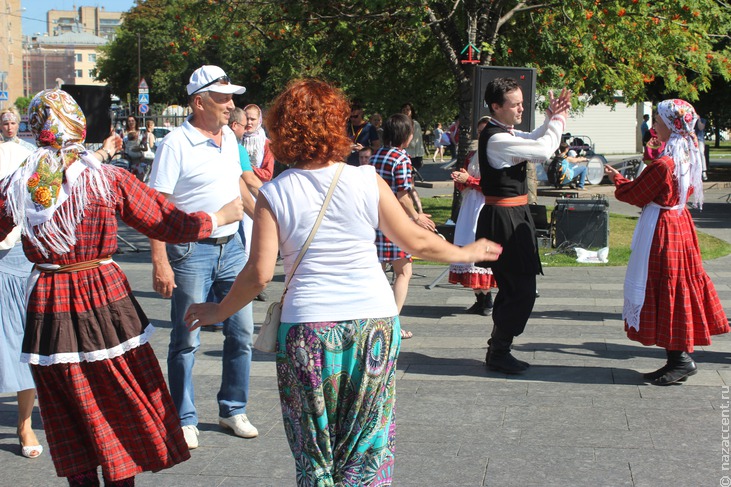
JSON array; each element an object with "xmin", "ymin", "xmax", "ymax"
[
  {"xmin": 472, "ymin": 66, "xmax": 537, "ymax": 135},
  {"xmin": 529, "ymin": 204, "xmax": 549, "ymax": 238},
  {"xmin": 551, "ymin": 198, "xmax": 609, "ymax": 248},
  {"xmin": 61, "ymin": 84, "xmax": 112, "ymax": 144}
]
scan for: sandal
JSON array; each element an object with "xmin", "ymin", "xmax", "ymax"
[
  {"xmin": 19, "ymin": 440, "xmax": 43, "ymax": 459},
  {"xmin": 400, "ymin": 329, "xmax": 413, "ymax": 339}
]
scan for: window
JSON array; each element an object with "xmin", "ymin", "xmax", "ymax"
[
  {"xmin": 88, "ymin": 69, "xmax": 95, "ymax": 78},
  {"xmin": 75, "ymin": 53, "xmax": 82, "ymax": 62},
  {"xmin": 88, "ymin": 53, "xmax": 97, "ymax": 62},
  {"xmin": 75, "ymin": 69, "xmax": 83, "ymax": 78}
]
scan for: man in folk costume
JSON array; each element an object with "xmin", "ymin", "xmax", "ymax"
[
  {"xmin": 605, "ymin": 99, "xmax": 728, "ymax": 385},
  {"xmin": 0, "ymin": 89, "xmax": 244, "ymax": 485},
  {"xmin": 475, "ymin": 78, "xmax": 571, "ymax": 374}
]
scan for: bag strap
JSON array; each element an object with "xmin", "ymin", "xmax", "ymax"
[{"xmin": 279, "ymin": 162, "xmax": 345, "ymax": 302}]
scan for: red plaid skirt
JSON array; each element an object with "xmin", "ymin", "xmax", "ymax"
[
  {"xmin": 625, "ymin": 210, "xmax": 728, "ymax": 352},
  {"xmin": 31, "ymin": 343, "xmax": 190, "ymax": 480}
]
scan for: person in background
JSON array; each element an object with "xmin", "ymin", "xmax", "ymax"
[
  {"xmin": 358, "ymin": 146, "xmax": 372, "ymax": 166},
  {"xmin": 370, "ymin": 112, "xmax": 384, "ymax": 145},
  {"xmin": 123, "ymin": 115, "xmax": 143, "ymax": 170},
  {"xmin": 346, "ymin": 102, "xmax": 380, "ymax": 166},
  {"xmin": 695, "ymin": 115, "xmax": 708, "ymax": 181},
  {"xmin": 640, "ymin": 114, "xmax": 650, "ymax": 144},
  {"xmin": 183, "ymin": 78, "xmax": 502, "ymax": 486},
  {"xmin": 604, "ymin": 99, "xmax": 728, "ymax": 386},
  {"xmin": 0, "ymin": 142, "xmax": 42, "ymax": 459},
  {"xmin": 556, "ymin": 141, "xmax": 589, "ymax": 190},
  {"xmin": 1, "ymin": 107, "xmax": 36, "ymax": 151},
  {"xmin": 0, "ymin": 88, "xmax": 244, "ymax": 485},
  {"xmin": 142, "ymin": 119, "xmax": 157, "ymax": 151},
  {"xmin": 432, "ymin": 122, "xmax": 445, "ymax": 162},
  {"xmin": 476, "ymin": 77, "xmax": 571, "ymax": 374},
  {"xmin": 401, "ymin": 102, "xmax": 425, "ymax": 173},
  {"xmin": 371, "ymin": 113, "xmax": 436, "ymax": 340},
  {"xmin": 447, "ymin": 115, "xmax": 459, "ymax": 160},
  {"xmin": 241, "ymin": 104, "xmax": 275, "ymax": 182},
  {"xmin": 229, "ymin": 106, "xmax": 267, "ymax": 303},
  {"xmin": 449, "ymin": 116, "xmax": 497, "ymax": 316}
]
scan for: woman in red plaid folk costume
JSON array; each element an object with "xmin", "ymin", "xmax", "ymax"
[
  {"xmin": 0, "ymin": 89, "xmax": 243, "ymax": 486},
  {"xmin": 604, "ymin": 99, "xmax": 728, "ymax": 386}
]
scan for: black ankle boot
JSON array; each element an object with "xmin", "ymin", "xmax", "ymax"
[
  {"xmin": 480, "ymin": 292, "xmax": 494, "ymax": 317},
  {"xmin": 643, "ymin": 349, "xmax": 672, "ymax": 381},
  {"xmin": 652, "ymin": 351, "xmax": 697, "ymax": 386},
  {"xmin": 466, "ymin": 293, "xmax": 484, "ymax": 314},
  {"xmin": 486, "ymin": 327, "xmax": 529, "ymax": 374}
]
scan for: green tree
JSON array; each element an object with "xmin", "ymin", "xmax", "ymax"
[
  {"xmin": 97, "ymin": 0, "xmax": 731, "ymax": 148},
  {"xmin": 13, "ymin": 96, "xmax": 31, "ymax": 114}
]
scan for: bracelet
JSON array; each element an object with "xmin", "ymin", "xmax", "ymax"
[{"xmin": 103, "ymin": 148, "xmax": 113, "ymax": 161}]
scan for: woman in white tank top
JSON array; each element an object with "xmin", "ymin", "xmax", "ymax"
[{"xmin": 185, "ymin": 79, "xmax": 502, "ymax": 485}]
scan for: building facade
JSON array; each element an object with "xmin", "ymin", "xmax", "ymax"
[
  {"xmin": 46, "ymin": 7, "xmax": 123, "ymax": 41},
  {"xmin": 1, "ymin": 0, "xmax": 24, "ymax": 108},
  {"xmin": 24, "ymin": 32, "xmax": 107, "ymax": 97}
]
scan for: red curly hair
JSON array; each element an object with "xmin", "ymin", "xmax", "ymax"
[{"xmin": 264, "ymin": 79, "xmax": 352, "ymax": 166}]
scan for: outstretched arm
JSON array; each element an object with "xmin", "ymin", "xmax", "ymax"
[{"xmin": 379, "ymin": 176, "xmax": 501, "ymax": 263}]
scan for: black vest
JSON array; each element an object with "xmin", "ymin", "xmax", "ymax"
[{"xmin": 478, "ymin": 124, "xmax": 528, "ymax": 198}]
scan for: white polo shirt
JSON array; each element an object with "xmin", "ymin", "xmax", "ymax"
[{"xmin": 148, "ymin": 118, "xmax": 242, "ymax": 238}]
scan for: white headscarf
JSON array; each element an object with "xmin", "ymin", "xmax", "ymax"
[
  {"xmin": 240, "ymin": 104, "xmax": 267, "ymax": 168},
  {"xmin": 657, "ymin": 99, "xmax": 704, "ymax": 210}
]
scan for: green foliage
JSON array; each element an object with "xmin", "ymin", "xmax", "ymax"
[
  {"xmin": 13, "ymin": 96, "xmax": 31, "ymax": 114},
  {"xmin": 96, "ymin": 0, "xmax": 731, "ymax": 136}
]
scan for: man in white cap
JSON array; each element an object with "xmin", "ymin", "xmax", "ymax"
[{"xmin": 148, "ymin": 65, "xmax": 258, "ymax": 449}]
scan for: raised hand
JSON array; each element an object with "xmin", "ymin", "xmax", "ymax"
[{"xmin": 548, "ymin": 88, "xmax": 572, "ymax": 117}]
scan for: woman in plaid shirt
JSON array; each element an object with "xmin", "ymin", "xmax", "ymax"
[{"xmin": 370, "ymin": 113, "xmax": 436, "ymax": 339}]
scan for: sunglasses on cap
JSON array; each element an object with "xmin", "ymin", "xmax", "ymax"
[{"xmin": 191, "ymin": 75, "xmax": 231, "ymax": 95}]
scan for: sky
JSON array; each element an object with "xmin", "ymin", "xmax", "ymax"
[{"xmin": 20, "ymin": 1, "xmax": 136, "ymax": 37}]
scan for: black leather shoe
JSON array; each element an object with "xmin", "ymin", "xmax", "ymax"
[
  {"xmin": 487, "ymin": 351, "xmax": 529, "ymax": 374},
  {"xmin": 255, "ymin": 291, "xmax": 268, "ymax": 302},
  {"xmin": 466, "ymin": 294, "xmax": 484, "ymax": 314},
  {"xmin": 652, "ymin": 352, "xmax": 697, "ymax": 385}
]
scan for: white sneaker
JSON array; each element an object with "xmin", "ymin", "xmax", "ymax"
[
  {"xmin": 219, "ymin": 414, "xmax": 258, "ymax": 438},
  {"xmin": 182, "ymin": 425, "xmax": 199, "ymax": 449}
]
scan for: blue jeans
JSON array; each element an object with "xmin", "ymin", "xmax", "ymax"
[
  {"xmin": 166, "ymin": 233, "xmax": 253, "ymax": 426},
  {"xmin": 572, "ymin": 164, "xmax": 588, "ymax": 189}
]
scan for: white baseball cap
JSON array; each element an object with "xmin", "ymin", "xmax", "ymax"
[{"xmin": 186, "ymin": 65, "xmax": 246, "ymax": 96}]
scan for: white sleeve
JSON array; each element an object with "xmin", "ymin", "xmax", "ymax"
[
  {"xmin": 147, "ymin": 139, "xmax": 181, "ymax": 193},
  {"xmin": 486, "ymin": 114, "xmax": 566, "ymax": 169}
]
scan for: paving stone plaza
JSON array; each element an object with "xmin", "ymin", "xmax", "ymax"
[{"xmin": 1, "ymin": 161, "xmax": 730, "ymax": 486}]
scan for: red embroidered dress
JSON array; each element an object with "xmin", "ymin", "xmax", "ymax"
[
  {"xmin": 613, "ymin": 156, "xmax": 728, "ymax": 352},
  {"xmin": 0, "ymin": 166, "xmax": 213, "ymax": 480}
]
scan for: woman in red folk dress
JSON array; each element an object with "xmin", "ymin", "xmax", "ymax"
[
  {"xmin": 0, "ymin": 90, "xmax": 243, "ymax": 485},
  {"xmin": 449, "ymin": 116, "xmax": 497, "ymax": 316},
  {"xmin": 604, "ymin": 99, "xmax": 728, "ymax": 386}
]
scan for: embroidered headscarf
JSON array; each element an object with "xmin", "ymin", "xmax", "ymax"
[
  {"xmin": 1, "ymin": 89, "xmax": 112, "ymax": 256},
  {"xmin": 240, "ymin": 104, "xmax": 267, "ymax": 168},
  {"xmin": 657, "ymin": 99, "xmax": 704, "ymax": 210}
]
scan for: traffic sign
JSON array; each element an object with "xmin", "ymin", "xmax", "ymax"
[
  {"xmin": 138, "ymin": 78, "xmax": 148, "ymax": 90},
  {"xmin": 138, "ymin": 93, "xmax": 149, "ymax": 104},
  {"xmin": 0, "ymin": 91, "xmax": 7, "ymax": 101},
  {"xmin": 138, "ymin": 104, "xmax": 149, "ymax": 114}
]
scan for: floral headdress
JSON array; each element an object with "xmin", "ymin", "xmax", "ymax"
[
  {"xmin": 1, "ymin": 89, "xmax": 111, "ymax": 256},
  {"xmin": 657, "ymin": 99, "xmax": 704, "ymax": 210}
]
